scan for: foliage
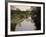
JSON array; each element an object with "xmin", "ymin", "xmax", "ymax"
[{"xmin": 11, "ymin": 8, "xmax": 32, "ymax": 31}]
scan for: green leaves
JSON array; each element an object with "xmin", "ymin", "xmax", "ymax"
[{"xmin": 11, "ymin": 9, "xmax": 32, "ymax": 24}]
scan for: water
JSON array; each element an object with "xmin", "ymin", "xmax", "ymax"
[{"xmin": 15, "ymin": 17, "xmax": 36, "ymax": 31}]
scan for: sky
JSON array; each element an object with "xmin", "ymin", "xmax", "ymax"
[{"xmin": 11, "ymin": 5, "xmax": 32, "ymax": 11}]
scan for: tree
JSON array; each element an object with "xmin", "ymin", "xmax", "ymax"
[{"xmin": 31, "ymin": 7, "xmax": 41, "ymax": 30}]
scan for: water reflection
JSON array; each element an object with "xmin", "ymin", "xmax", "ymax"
[{"xmin": 15, "ymin": 17, "xmax": 36, "ymax": 31}]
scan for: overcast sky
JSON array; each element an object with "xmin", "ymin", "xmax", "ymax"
[{"xmin": 11, "ymin": 5, "xmax": 32, "ymax": 11}]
